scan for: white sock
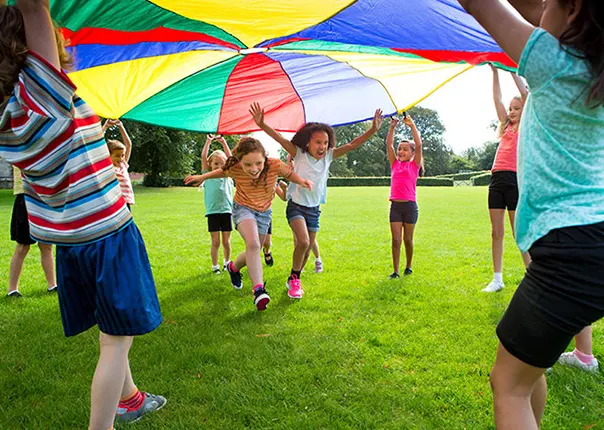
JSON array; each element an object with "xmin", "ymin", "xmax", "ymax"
[
  {"xmin": 315, "ymin": 257, "xmax": 322, "ymax": 263},
  {"xmin": 494, "ymin": 272, "xmax": 503, "ymax": 283},
  {"xmin": 223, "ymin": 260, "xmax": 229, "ymax": 267},
  {"xmin": 212, "ymin": 264, "xmax": 220, "ymax": 271}
]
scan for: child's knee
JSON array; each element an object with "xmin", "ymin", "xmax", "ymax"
[
  {"xmin": 403, "ymin": 237, "xmax": 414, "ymax": 246},
  {"xmin": 211, "ymin": 237, "xmax": 221, "ymax": 247},
  {"xmin": 99, "ymin": 332, "xmax": 134, "ymax": 351},
  {"xmin": 491, "ymin": 229, "xmax": 505, "ymax": 241},
  {"xmin": 38, "ymin": 243, "xmax": 52, "ymax": 254},
  {"xmin": 391, "ymin": 237, "xmax": 402, "ymax": 247},
  {"xmin": 14, "ymin": 243, "xmax": 30, "ymax": 258},
  {"xmin": 246, "ymin": 239, "xmax": 261, "ymax": 253}
]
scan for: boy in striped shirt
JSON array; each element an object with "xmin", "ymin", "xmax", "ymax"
[
  {"xmin": 103, "ymin": 119, "xmax": 135, "ymax": 209},
  {"xmin": 0, "ymin": 1, "xmax": 164, "ymax": 428}
]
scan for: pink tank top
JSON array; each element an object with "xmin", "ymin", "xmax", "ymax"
[
  {"xmin": 492, "ymin": 126, "xmax": 518, "ymax": 172},
  {"xmin": 390, "ymin": 160, "xmax": 420, "ymax": 202}
]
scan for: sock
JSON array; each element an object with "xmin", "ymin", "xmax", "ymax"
[
  {"xmin": 253, "ymin": 283, "xmax": 264, "ymax": 292},
  {"xmin": 119, "ymin": 388, "xmax": 145, "ymax": 411},
  {"xmin": 315, "ymin": 257, "xmax": 322, "ymax": 263},
  {"xmin": 289, "ymin": 270, "xmax": 301, "ymax": 280},
  {"xmin": 494, "ymin": 272, "xmax": 503, "ymax": 283},
  {"xmin": 574, "ymin": 348, "xmax": 595, "ymax": 364},
  {"xmin": 223, "ymin": 259, "xmax": 229, "ymax": 267},
  {"xmin": 212, "ymin": 264, "xmax": 220, "ymax": 271}
]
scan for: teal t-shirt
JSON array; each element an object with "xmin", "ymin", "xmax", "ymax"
[
  {"xmin": 202, "ymin": 171, "xmax": 234, "ymax": 216},
  {"xmin": 515, "ymin": 28, "xmax": 604, "ymax": 252}
]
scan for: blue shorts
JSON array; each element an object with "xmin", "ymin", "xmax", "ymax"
[
  {"xmin": 56, "ymin": 222, "xmax": 162, "ymax": 337},
  {"xmin": 286, "ymin": 200, "xmax": 321, "ymax": 232},
  {"xmin": 232, "ymin": 202, "xmax": 272, "ymax": 236}
]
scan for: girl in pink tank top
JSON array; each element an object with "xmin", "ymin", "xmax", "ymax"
[
  {"xmin": 483, "ymin": 66, "xmax": 531, "ymax": 293},
  {"xmin": 386, "ymin": 114, "xmax": 423, "ymax": 279}
]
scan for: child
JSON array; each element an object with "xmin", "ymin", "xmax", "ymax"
[
  {"xmin": 201, "ymin": 134, "xmax": 233, "ymax": 273},
  {"xmin": 262, "ymin": 182, "xmax": 287, "ymax": 267},
  {"xmin": 0, "ymin": 2, "xmax": 165, "ymax": 428},
  {"xmin": 8, "ymin": 166, "xmax": 57, "ymax": 297},
  {"xmin": 103, "ymin": 119, "xmax": 135, "ymax": 209},
  {"xmin": 483, "ymin": 65, "xmax": 532, "ymax": 293},
  {"xmin": 386, "ymin": 115, "xmax": 423, "ymax": 279},
  {"xmin": 251, "ymin": 102, "xmax": 383, "ymax": 298},
  {"xmin": 555, "ymin": 326, "xmax": 599, "ymax": 372},
  {"xmin": 458, "ymin": 0, "xmax": 604, "ymax": 428},
  {"xmin": 185, "ymin": 137, "xmax": 313, "ymax": 310}
]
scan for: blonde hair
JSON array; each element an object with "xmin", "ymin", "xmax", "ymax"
[
  {"xmin": 106, "ymin": 139, "xmax": 125, "ymax": 153},
  {"xmin": 498, "ymin": 96, "xmax": 523, "ymax": 137},
  {"xmin": 208, "ymin": 150, "xmax": 227, "ymax": 164}
]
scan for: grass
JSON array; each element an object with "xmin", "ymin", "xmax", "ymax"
[{"xmin": 0, "ymin": 186, "xmax": 603, "ymax": 429}]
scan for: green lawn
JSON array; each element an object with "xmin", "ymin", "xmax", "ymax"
[{"xmin": 0, "ymin": 186, "xmax": 602, "ymax": 429}]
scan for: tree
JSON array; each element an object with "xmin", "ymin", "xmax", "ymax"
[{"xmin": 476, "ymin": 140, "xmax": 499, "ymax": 171}]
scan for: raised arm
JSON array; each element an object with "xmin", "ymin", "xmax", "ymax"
[
  {"xmin": 403, "ymin": 115, "xmax": 423, "ymax": 168},
  {"xmin": 491, "ymin": 65, "xmax": 508, "ymax": 124},
  {"xmin": 16, "ymin": 0, "xmax": 60, "ymax": 69},
  {"xmin": 201, "ymin": 134, "xmax": 212, "ymax": 171},
  {"xmin": 215, "ymin": 135, "xmax": 232, "ymax": 158},
  {"xmin": 457, "ymin": 0, "xmax": 536, "ymax": 64},
  {"xmin": 333, "ymin": 109, "xmax": 383, "ymax": 159},
  {"xmin": 115, "ymin": 120, "xmax": 132, "ymax": 162},
  {"xmin": 249, "ymin": 102, "xmax": 297, "ymax": 156},
  {"xmin": 184, "ymin": 168, "xmax": 226, "ymax": 187},
  {"xmin": 386, "ymin": 117, "xmax": 398, "ymax": 166},
  {"xmin": 511, "ymin": 72, "xmax": 529, "ymax": 103}
]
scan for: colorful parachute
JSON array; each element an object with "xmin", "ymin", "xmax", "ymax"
[{"xmin": 45, "ymin": 0, "xmax": 512, "ymax": 133}]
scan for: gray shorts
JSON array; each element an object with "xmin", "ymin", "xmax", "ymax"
[{"xmin": 232, "ymin": 202, "xmax": 272, "ymax": 236}]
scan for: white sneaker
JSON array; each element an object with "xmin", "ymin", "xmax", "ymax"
[
  {"xmin": 558, "ymin": 352, "xmax": 599, "ymax": 373},
  {"xmin": 482, "ymin": 279, "xmax": 504, "ymax": 292}
]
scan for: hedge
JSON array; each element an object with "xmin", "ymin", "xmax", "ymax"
[
  {"xmin": 165, "ymin": 176, "xmax": 455, "ymax": 187},
  {"xmin": 451, "ymin": 171, "xmax": 489, "ymax": 181},
  {"xmin": 471, "ymin": 172, "xmax": 491, "ymax": 186}
]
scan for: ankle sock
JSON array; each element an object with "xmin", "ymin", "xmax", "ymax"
[
  {"xmin": 229, "ymin": 261, "xmax": 239, "ymax": 273},
  {"xmin": 574, "ymin": 348, "xmax": 595, "ymax": 364},
  {"xmin": 119, "ymin": 388, "xmax": 145, "ymax": 410},
  {"xmin": 289, "ymin": 270, "xmax": 301, "ymax": 280},
  {"xmin": 212, "ymin": 264, "xmax": 220, "ymax": 271},
  {"xmin": 253, "ymin": 283, "xmax": 264, "ymax": 292},
  {"xmin": 494, "ymin": 272, "xmax": 503, "ymax": 283},
  {"xmin": 315, "ymin": 257, "xmax": 322, "ymax": 263}
]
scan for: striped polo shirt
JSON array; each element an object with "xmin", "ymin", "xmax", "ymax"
[
  {"xmin": 0, "ymin": 52, "xmax": 132, "ymax": 245},
  {"xmin": 225, "ymin": 158, "xmax": 292, "ymax": 212},
  {"xmin": 114, "ymin": 161, "xmax": 135, "ymax": 205}
]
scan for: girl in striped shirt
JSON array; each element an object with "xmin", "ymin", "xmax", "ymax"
[{"xmin": 185, "ymin": 137, "xmax": 313, "ymax": 311}]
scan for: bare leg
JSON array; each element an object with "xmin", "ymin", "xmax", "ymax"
[
  {"xmin": 302, "ymin": 231, "xmax": 317, "ymax": 269},
  {"xmin": 121, "ymin": 360, "xmax": 137, "ymax": 398},
  {"xmin": 38, "ymin": 243, "xmax": 56, "ymax": 288},
  {"xmin": 234, "ymin": 219, "xmax": 264, "ymax": 286},
  {"xmin": 311, "ymin": 240, "xmax": 320, "ymax": 260},
  {"xmin": 508, "ymin": 210, "xmax": 532, "ymax": 268},
  {"xmin": 221, "ymin": 231, "xmax": 231, "ymax": 263},
  {"xmin": 574, "ymin": 326, "xmax": 593, "ymax": 355},
  {"xmin": 89, "ymin": 333, "xmax": 133, "ymax": 430},
  {"xmin": 489, "ymin": 209, "xmax": 506, "ymax": 274},
  {"xmin": 403, "ymin": 223, "xmax": 416, "ymax": 269},
  {"xmin": 390, "ymin": 222, "xmax": 403, "ymax": 274},
  {"xmin": 290, "ymin": 218, "xmax": 310, "ymax": 272},
  {"xmin": 210, "ymin": 232, "xmax": 221, "ymax": 267},
  {"xmin": 262, "ymin": 233, "xmax": 272, "ymax": 254},
  {"xmin": 9, "ymin": 243, "xmax": 30, "ymax": 293},
  {"xmin": 491, "ymin": 342, "xmax": 547, "ymax": 429}
]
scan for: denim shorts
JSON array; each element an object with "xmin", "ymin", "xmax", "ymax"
[
  {"xmin": 286, "ymin": 200, "xmax": 321, "ymax": 232},
  {"xmin": 232, "ymin": 202, "xmax": 272, "ymax": 236}
]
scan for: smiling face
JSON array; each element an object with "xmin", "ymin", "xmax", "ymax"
[
  {"xmin": 307, "ymin": 131, "xmax": 330, "ymax": 160},
  {"xmin": 508, "ymin": 97, "xmax": 524, "ymax": 124},
  {"xmin": 110, "ymin": 149, "xmax": 125, "ymax": 167},
  {"xmin": 397, "ymin": 141, "xmax": 413, "ymax": 162},
  {"xmin": 240, "ymin": 151, "xmax": 265, "ymax": 178},
  {"xmin": 209, "ymin": 154, "xmax": 226, "ymax": 170}
]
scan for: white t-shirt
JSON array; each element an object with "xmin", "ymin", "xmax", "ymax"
[{"xmin": 287, "ymin": 149, "xmax": 333, "ymax": 207}]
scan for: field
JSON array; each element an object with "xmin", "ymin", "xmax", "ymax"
[{"xmin": 0, "ymin": 186, "xmax": 602, "ymax": 429}]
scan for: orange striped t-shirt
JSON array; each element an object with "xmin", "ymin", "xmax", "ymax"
[{"xmin": 225, "ymin": 158, "xmax": 292, "ymax": 212}]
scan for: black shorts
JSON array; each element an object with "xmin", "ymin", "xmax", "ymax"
[
  {"xmin": 10, "ymin": 194, "xmax": 36, "ymax": 245},
  {"xmin": 389, "ymin": 201, "xmax": 418, "ymax": 224},
  {"xmin": 207, "ymin": 213, "xmax": 232, "ymax": 232},
  {"xmin": 488, "ymin": 171, "xmax": 518, "ymax": 210},
  {"xmin": 496, "ymin": 221, "xmax": 604, "ymax": 368}
]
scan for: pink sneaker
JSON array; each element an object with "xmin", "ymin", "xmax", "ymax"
[{"xmin": 286, "ymin": 276, "xmax": 304, "ymax": 299}]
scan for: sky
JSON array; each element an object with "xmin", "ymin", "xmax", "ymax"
[{"xmin": 253, "ymin": 65, "xmax": 522, "ymax": 157}]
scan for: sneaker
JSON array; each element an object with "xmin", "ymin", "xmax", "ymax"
[
  {"xmin": 403, "ymin": 268, "xmax": 413, "ymax": 276},
  {"xmin": 212, "ymin": 268, "xmax": 221, "ymax": 274},
  {"xmin": 47, "ymin": 285, "xmax": 58, "ymax": 293},
  {"xmin": 226, "ymin": 262, "xmax": 243, "ymax": 290},
  {"xmin": 558, "ymin": 351, "xmax": 599, "ymax": 373},
  {"xmin": 314, "ymin": 259, "xmax": 323, "ymax": 273},
  {"xmin": 253, "ymin": 285, "xmax": 270, "ymax": 311},
  {"xmin": 482, "ymin": 279, "xmax": 504, "ymax": 292},
  {"xmin": 264, "ymin": 252, "xmax": 274, "ymax": 267},
  {"xmin": 116, "ymin": 392, "xmax": 167, "ymax": 424},
  {"xmin": 286, "ymin": 276, "xmax": 304, "ymax": 299},
  {"xmin": 388, "ymin": 272, "xmax": 400, "ymax": 279},
  {"xmin": 7, "ymin": 290, "xmax": 22, "ymax": 298}
]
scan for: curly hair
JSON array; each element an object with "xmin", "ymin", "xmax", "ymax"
[
  {"xmin": 291, "ymin": 122, "xmax": 336, "ymax": 153},
  {"xmin": 223, "ymin": 137, "xmax": 270, "ymax": 187},
  {"xmin": 0, "ymin": 5, "xmax": 73, "ymax": 100}
]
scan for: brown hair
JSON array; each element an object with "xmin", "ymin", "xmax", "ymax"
[
  {"xmin": 291, "ymin": 122, "xmax": 336, "ymax": 153},
  {"xmin": 223, "ymin": 137, "xmax": 270, "ymax": 187},
  {"xmin": 106, "ymin": 139, "xmax": 125, "ymax": 153},
  {"xmin": 0, "ymin": 5, "xmax": 73, "ymax": 100},
  {"xmin": 399, "ymin": 140, "xmax": 425, "ymax": 176}
]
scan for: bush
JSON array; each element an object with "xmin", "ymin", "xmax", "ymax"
[
  {"xmin": 452, "ymin": 171, "xmax": 489, "ymax": 181},
  {"xmin": 143, "ymin": 174, "xmax": 170, "ymax": 187},
  {"xmin": 326, "ymin": 177, "xmax": 453, "ymax": 187},
  {"xmin": 418, "ymin": 177, "xmax": 454, "ymax": 187},
  {"xmin": 471, "ymin": 172, "xmax": 491, "ymax": 186}
]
